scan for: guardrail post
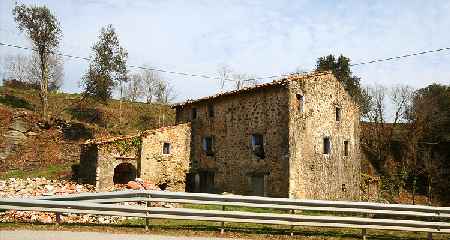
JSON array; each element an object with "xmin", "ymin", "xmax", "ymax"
[
  {"xmin": 220, "ymin": 205, "xmax": 225, "ymax": 234},
  {"xmin": 427, "ymin": 232, "xmax": 432, "ymax": 240},
  {"xmin": 361, "ymin": 229, "xmax": 367, "ymax": 240},
  {"xmin": 55, "ymin": 212, "xmax": 61, "ymax": 225},
  {"xmin": 145, "ymin": 194, "xmax": 150, "ymax": 231},
  {"xmin": 290, "ymin": 209, "xmax": 295, "ymax": 236}
]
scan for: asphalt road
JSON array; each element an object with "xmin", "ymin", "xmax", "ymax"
[{"xmin": 0, "ymin": 230, "xmax": 239, "ymax": 240}]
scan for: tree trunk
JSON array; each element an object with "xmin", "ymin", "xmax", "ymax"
[{"xmin": 39, "ymin": 51, "xmax": 49, "ymax": 121}]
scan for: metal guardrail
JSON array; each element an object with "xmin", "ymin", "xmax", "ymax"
[{"xmin": 1, "ymin": 190, "xmax": 450, "ymax": 239}]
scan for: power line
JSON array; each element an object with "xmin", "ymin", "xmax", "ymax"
[
  {"xmin": 1, "ymin": 41, "xmax": 450, "ymax": 82},
  {"xmin": 0, "ymin": 42, "xmax": 222, "ymax": 80}
]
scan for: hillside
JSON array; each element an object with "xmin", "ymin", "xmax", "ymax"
[{"xmin": 0, "ymin": 86, "xmax": 175, "ymax": 179}]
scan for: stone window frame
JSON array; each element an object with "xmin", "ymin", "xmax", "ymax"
[
  {"xmin": 191, "ymin": 107, "xmax": 198, "ymax": 120},
  {"xmin": 251, "ymin": 133, "xmax": 265, "ymax": 159},
  {"xmin": 335, "ymin": 106, "xmax": 342, "ymax": 121},
  {"xmin": 207, "ymin": 103, "xmax": 214, "ymax": 118},
  {"xmin": 295, "ymin": 93, "xmax": 305, "ymax": 113},
  {"xmin": 162, "ymin": 142, "xmax": 171, "ymax": 155},
  {"xmin": 344, "ymin": 140, "xmax": 349, "ymax": 157},
  {"xmin": 202, "ymin": 136, "xmax": 215, "ymax": 156},
  {"xmin": 323, "ymin": 137, "xmax": 331, "ymax": 155}
]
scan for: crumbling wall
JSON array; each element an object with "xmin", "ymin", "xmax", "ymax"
[
  {"xmin": 139, "ymin": 123, "xmax": 191, "ymax": 191},
  {"xmin": 288, "ymin": 73, "xmax": 361, "ymax": 200},
  {"xmin": 80, "ymin": 136, "xmax": 140, "ymax": 191},
  {"xmin": 78, "ymin": 144, "xmax": 98, "ymax": 184},
  {"xmin": 175, "ymin": 86, "xmax": 290, "ymax": 197}
]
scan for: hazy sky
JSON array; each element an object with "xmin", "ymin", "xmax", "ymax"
[{"xmin": 1, "ymin": 0, "xmax": 449, "ymax": 103}]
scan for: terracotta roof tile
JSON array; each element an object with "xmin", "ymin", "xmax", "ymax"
[{"xmin": 171, "ymin": 71, "xmax": 331, "ymax": 107}]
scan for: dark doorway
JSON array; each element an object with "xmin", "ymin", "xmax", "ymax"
[
  {"xmin": 113, "ymin": 163, "xmax": 137, "ymax": 184},
  {"xmin": 185, "ymin": 173, "xmax": 195, "ymax": 192},
  {"xmin": 199, "ymin": 171, "xmax": 215, "ymax": 193},
  {"xmin": 250, "ymin": 175, "xmax": 265, "ymax": 196}
]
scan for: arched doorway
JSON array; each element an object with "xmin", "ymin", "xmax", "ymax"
[{"xmin": 113, "ymin": 163, "xmax": 137, "ymax": 184}]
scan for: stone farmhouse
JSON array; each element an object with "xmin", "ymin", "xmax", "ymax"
[{"xmin": 79, "ymin": 71, "xmax": 361, "ymax": 200}]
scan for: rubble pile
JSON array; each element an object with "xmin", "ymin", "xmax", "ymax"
[
  {"xmin": 0, "ymin": 177, "xmax": 95, "ymax": 198},
  {"xmin": 0, "ymin": 177, "xmax": 171, "ymax": 224}
]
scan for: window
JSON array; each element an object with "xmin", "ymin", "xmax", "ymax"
[
  {"xmin": 335, "ymin": 107, "xmax": 341, "ymax": 121},
  {"xmin": 296, "ymin": 94, "xmax": 304, "ymax": 112},
  {"xmin": 163, "ymin": 142, "xmax": 171, "ymax": 154},
  {"xmin": 203, "ymin": 136, "xmax": 214, "ymax": 156},
  {"xmin": 207, "ymin": 104, "xmax": 214, "ymax": 118},
  {"xmin": 251, "ymin": 134, "xmax": 265, "ymax": 159},
  {"xmin": 344, "ymin": 141, "xmax": 349, "ymax": 156},
  {"xmin": 323, "ymin": 137, "xmax": 331, "ymax": 154},
  {"xmin": 191, "ymin": 108, "xmax": 197, "ymax": 120}
]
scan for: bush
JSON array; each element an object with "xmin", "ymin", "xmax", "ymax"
[{"xmin": 0, "ymin": 94, "xmax": 34, "ymax": 110}]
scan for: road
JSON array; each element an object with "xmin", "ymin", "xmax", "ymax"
[{"xmin": 0, "ymin": 230, "xmax": 239, "ymax": 240}]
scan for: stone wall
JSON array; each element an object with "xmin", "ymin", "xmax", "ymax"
[
  {"xmin": 287, "ymin": 73, "xmax": 361, "ymax": 200},
  {"xmin": 78, "ymin": 144, "xmax": 98, "ymax": 184},
  {"xmin": 80, "ymin": 136, "xmax": 141, "ymax": 191},
  {"xmin": 175, "ymin": 86, "xmax": 290, "ymax": 197},
  {"xmin": 140, "ymin": 123, "xmax": 191, "ymax": 191}
]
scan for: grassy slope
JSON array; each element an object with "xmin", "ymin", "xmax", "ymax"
[{"xmin": 0, "ymin": 86, "xmax": 175, "ymax": 179}]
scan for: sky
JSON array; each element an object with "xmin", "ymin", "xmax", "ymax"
[{"xmin": 0, "ymin": 0, "xmax": 449, "ymax": 104}]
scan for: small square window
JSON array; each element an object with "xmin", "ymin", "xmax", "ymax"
[
  {"xmin": 344, "ymin": 141, "xmax": 349, "ymax": 156},
  {"xmin": 191, "ymin": 108, "xmax": 198, "ymax": 120},
  {"xmin": 163, "ymin": 142, "xmax": 171, "ymax": 154},
  {"xmin": 203, "ymin": 136, "xmax": 214, "ymax": 156},
  {"xmin": 323, "ymin": 137, "xmax": 331, "ymax": 154},
  {"xmin": 207, "ymin": 104, "xmax": 214, "ymax": 118},
  {"xmin": 251, "ymin": 134, "xmax": 265, "ymax": 159},
  {"xmin": 335, "ymin": 107, "xmax": 341, "ymax": 121}
]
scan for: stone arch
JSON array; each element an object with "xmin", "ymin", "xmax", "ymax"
[{"xmin": 113, "ymin": 163, "xmax": 137, "ymax": 184}]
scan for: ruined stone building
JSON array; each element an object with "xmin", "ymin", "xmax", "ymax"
[{"xmin": 79, "ymin": 71, "xmax": 361, "ymax": 200}]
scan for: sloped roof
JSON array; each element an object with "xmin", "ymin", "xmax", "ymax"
[
  {"xmin": 83, "ymin": 134, "xmax": 140, "ymax": 145},
  {"xmin": 171, "ymin": 71, "xmax": 332, "ymax": 107},
  {"xmin": 82, "ymin": 123, "xmax": 191, "ymax": 145}
]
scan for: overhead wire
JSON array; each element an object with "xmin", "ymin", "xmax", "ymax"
[{"xmin": 1, "ymin": 41, "xmax": 450, "ymax": 83}]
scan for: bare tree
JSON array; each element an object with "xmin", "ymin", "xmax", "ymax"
[
  {"xmin": 217, "ymin": 65, "xmax": 232, "ymax": 90},
  {"xmin": 141, "ymin": 69, "xmax": 161, "ymax": 103},
  {"xmin": 216, "ymin": 65, "xmax": 258, "ymax": 90},
  {"xmin": 13, "ymin": 3, "xmax": 62, "ymax": 119},
  {"xmin": 4, "ymin": 53, "xmax": 64, "ymax": 91},
  {"xmin": 154, "ymin": 78, "xmax": 176, "ymax": 104},
  {"xmin": 232, "ymin": 73, "xmax": 258, "ymax": 90},
  {"xmin": 4, "ymin": 54, "xmax": 30, "ymax": 83},
  {"xmin": 124, "ymin": 73, "xmax": 144, "ymax": 102}
]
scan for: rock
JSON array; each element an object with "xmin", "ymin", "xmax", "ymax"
[
  {"xmin": 4, "ymin": 130, "xmax": 27, "ymax": 143},
  {"xmin": 39, "ymin": 214, "xmax": 53, "ymax": 223},
  {"xmin": 26, "ymin": 131, "xmax": 38, "ymax": 136},
  {"xmin": 9, "ymin": 119, "xmax": 31, "ymax": 133},
  {"xmin": 142, "ymin": 181, "xmax": 157, "ymax": 190},
  {"xmin": 126, "ymin": 181, "xmax": 142, "ymax": 190}
]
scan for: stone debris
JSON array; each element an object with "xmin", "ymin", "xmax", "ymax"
[
  {"xmin": 0, "ymin": 177, "xmax": 95, "ymax": 198},
  {"xmin": 0, "ymin": 178, "xmax": 165, "ymax": 225}
]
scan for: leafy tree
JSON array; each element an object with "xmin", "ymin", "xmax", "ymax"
[
  {"xmin": 409, "ymin": 84, "xmax": 450, "ymax": 142},
  {"xmin": 82, "ymin": 24, "xmax": 128, "ymax": 103},
  {"xmin": 13, "ymin": 3, "xmax": 62, "ymax": 119},
  {"xmin": 316, "ymin": 55, "xmax": 370, "ymax": 116}
]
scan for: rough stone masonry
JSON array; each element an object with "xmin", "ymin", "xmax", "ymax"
[{"xmin": 79, "ymin": 71, "xmax": 360, "ymax": 200}]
